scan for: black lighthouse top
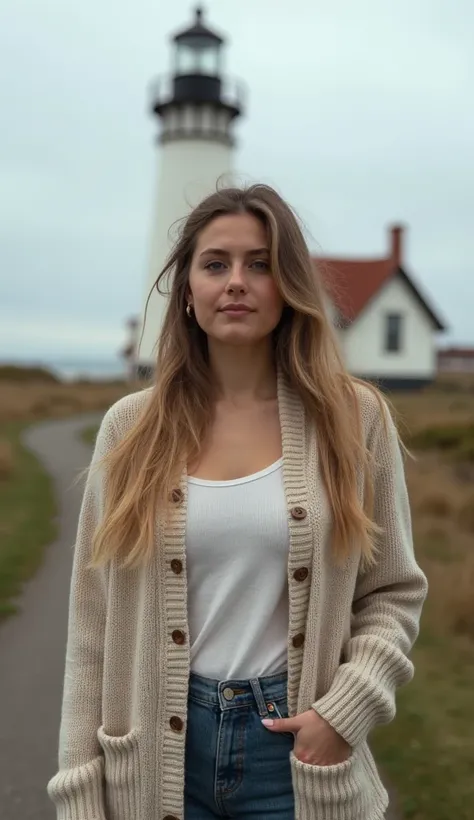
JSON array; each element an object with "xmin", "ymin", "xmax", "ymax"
[
  {"xmin": 172, "ymin": 7, "xmax": 224, "ymax": 81},
  {"xmin": 173, "ymin": 7, "xmax": 224, "ymax": 49},
  {"xmin": 151, "ymin": 7, "xmax": 243, "ymax": 141}
]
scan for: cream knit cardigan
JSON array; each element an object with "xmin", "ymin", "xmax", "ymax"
[{"xmin": 47, "ymin": 374, "xmax": 428, "ymax": 820}]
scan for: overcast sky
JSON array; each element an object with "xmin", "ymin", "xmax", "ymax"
[{"xmin": 1, "ymin": 0, "xmax": 472, "ymax": 362}]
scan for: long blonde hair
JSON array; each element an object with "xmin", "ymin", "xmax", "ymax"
[{"xmin": 91, "ymin": 184, "xmax": 389, "ymax": 569}]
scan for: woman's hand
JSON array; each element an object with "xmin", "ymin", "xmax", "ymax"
[{"xmin": 262, "ymin": 709, "xmax": 351, "ymax": 766}]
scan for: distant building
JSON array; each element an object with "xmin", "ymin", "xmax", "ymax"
[
  {"xmin": 318, "ymin": 225, "xmax": 446, "ymax": 390},
  {"xmin": 120, "ymin": 317, "xmax": 140, "ymax": 382},
  {"xmin": 437, "ymin": 346, "xmax": 474, "ymax": 374}
]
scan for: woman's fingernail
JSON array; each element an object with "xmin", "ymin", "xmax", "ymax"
[{"xmin": 261, "ymin": 718, "xmax": 274, "ymax": 727}]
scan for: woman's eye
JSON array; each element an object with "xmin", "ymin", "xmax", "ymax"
[
  {"xmin": 251, "ymin": 260, "xmax": 269, "ymax": 270},
  {"xmin": 205, "ymin": 261, "xmax": 226, "ymax": 271}
]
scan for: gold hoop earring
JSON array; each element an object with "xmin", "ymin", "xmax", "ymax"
[{"xmin": 186, "ymin": 304, "xmax": 193, "ymax": 318}]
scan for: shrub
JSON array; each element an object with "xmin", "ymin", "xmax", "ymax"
[
  {"xmin": 458, "ymin": 439, "xmax": 474, "ymax": 463},
  {"xmin": 454, "ymin": 462, "xmax": 474, "ymax": 483},
  {"xmin": 0, "ymin": 440, "xmax": 14, "ymax": 480},
  {"xmin": 0, "ymin": 364, "xmax": 59, "ymax": 383},
  {"xmin": 417, "ymin": 493, "xmax": 453, "ymax": 518},
  {"xmin": 424, "ymin": 527, "xmax": 459, "ymax": 564},
  {"xmin": 446, "ymin": 562, "xmax": 474, "ymax": 640},
  {"xmin": 458, "ymin": 497, "xmax": 474, "ymax": 534},
  {"xmin": 409, "ymin": 423, "xmax": 474, "ymax": 463}
]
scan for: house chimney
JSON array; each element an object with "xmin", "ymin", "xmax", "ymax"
[{"xmin": 390, "ymin": 224, "xmax": 404, "ymax": 268}]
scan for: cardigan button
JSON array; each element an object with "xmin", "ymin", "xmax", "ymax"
[
  {"xmin": 292, "ymin": 633, "xmax": 305, "ymax": 648},
  {"xmin": 170, "ymin": 559, "xmax": 183, "ymax": 575},
  {"xmin": 172, "ymin": 630, "xmax": 186, "ymax": 645},
  {"xmin": 293, "ymin": 567, "xmax": 309, "ymax": 582},
  {"xmin": 170, "ymin": 488, "xmax": 184, "ymax": 504},
  {"xmin": 290, "ymin": 505, "xmax": 307, "ymax": 520},
  {"xmin": 169, "ymin": 715, "xmax": 184, "ymax": 732}
]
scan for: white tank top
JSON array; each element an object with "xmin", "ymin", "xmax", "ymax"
[{"xmin": 186, "ymin": 459, "xmax": 290, "ymax": 680}]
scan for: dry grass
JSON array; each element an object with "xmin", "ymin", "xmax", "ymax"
[
  {"xmin": 458, "ymin": 496, "xmax": 474, "ymax": 534},
  {"xmin": 416, "ymin": 492, "xmax": 453, "ymax": 518},
  {"xmin": 0, "ymin": 380, "xmax": 136, "ymax": 424}
]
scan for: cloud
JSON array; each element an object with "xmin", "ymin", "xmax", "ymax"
[{"xmin": 0, "ymin": 0, "xmax": 473, "ymax": 361}]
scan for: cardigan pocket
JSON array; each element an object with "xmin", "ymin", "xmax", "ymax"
[
  {"xmin": 98, "ymin": 726, "xmax": 141, "ymax": 820},
  {"xmin": 290, "ymin": 747, "xmax": 384, "ymax": 820}
]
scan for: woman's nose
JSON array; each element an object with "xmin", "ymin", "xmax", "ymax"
[{"xmin": 226, "ymin": 265, "xmax": 248, "ymax": 292}]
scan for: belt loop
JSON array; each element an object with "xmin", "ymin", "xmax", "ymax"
[{"xmin": 249, "ymin": 678, "xmax": 268, "ymax": 718}]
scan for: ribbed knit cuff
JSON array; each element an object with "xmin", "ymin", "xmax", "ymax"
[
  {"xmin": 312, "ymin": 650, "xmax": 409, "ymax": 748},
  {"xmin": 47, "ymin": 756, "xmax": 106, "ymax": 820}
]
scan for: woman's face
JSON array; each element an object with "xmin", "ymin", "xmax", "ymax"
[{"xmin": 187, "ymin": 213, "xmax": 285, "ymax": 348}]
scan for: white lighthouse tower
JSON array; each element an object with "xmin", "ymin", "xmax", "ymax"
[{"xmin": 139, "ymin": 7, "xmax": 244, "ymax": 373}]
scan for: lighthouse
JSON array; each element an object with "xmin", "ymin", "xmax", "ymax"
[{"xmin": 139, "ymin": 7, "xmax": 244, "ymax": 371}]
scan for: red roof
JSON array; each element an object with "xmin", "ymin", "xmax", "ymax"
[
  {"xmin": 311, "ymin": 224, "xmax": 445, "ymax": 331},
  {"xmin": 315, "ymin": 256, "xmax": 394, "ymax": 323}
]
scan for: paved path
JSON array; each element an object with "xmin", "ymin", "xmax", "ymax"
[
  {"xmin": 0, "ymin": 412, "xmax": 400, "ymax": 819},
  {"xmin": 0, "ymin": 413, "xmax": 104, "ymax": 820}
]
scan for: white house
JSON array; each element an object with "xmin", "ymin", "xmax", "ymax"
[{"xmin": 318, "ymin": 225, "xmax": 446, "ymax": 390}]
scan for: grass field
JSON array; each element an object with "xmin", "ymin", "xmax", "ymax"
[
  {"xmin": 0, "ymin": 371, "xmax": 473, "ymax": 818},
  {"xmin": 0, "ymin": 421, "xmax": 57, "ymax": 619}
]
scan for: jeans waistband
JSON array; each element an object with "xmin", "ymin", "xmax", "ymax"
[{"xmin": 188, "ymin": 670, "xmax": 288, "ymax": 717}]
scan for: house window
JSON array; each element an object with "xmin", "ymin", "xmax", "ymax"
[{"xmin": 385, "ymin": 313, "xmax": 403, "ymax": 352}]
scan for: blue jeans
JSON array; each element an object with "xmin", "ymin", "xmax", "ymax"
[{"xmin": 184, "ymin": 670, "xmax": 295, "ymax": 818}]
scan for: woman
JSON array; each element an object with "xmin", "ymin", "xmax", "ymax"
[{"xmin": 48, "ymin": 184, "xmax": 427, "ymax": 820}]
